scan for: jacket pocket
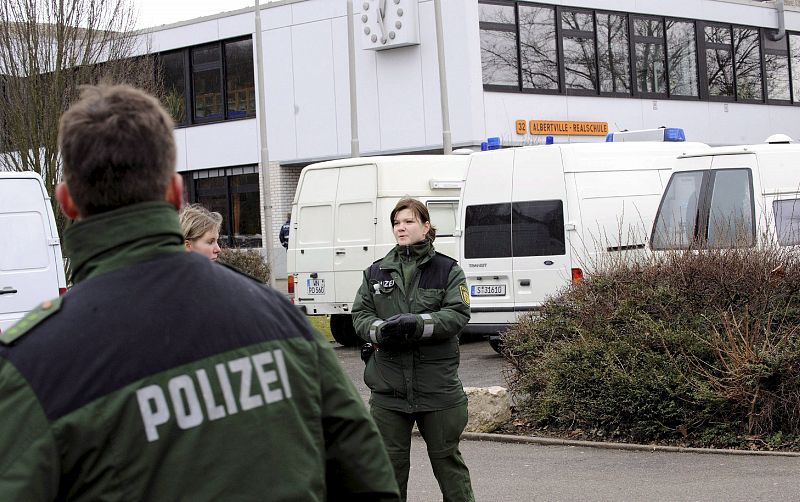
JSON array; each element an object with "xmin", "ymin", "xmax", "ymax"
[
  {"xmin": 417, "ymin": 288, "xmax": 444, "ymax": 313},
  {"xmin": 364, "ymin": 351, "xmax": 404, "ymax": 396}
]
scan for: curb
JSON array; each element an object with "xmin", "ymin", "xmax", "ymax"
[{"xmin": 457, "ymin": 432, "xmax": 800, "ymax": 458}]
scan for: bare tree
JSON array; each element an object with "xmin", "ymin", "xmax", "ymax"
[{"xmin": 0, "ymin": 0, "xmax": 161, "ymax": 232}]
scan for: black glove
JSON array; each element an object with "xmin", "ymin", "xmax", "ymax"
[{"xmin": 381, "ymin": 314, "xmax": 421, "ymax": 341}]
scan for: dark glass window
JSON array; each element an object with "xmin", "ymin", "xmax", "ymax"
[
  {"xmin": 652, "ymin": 171, "xmax": 705, "ymax": 250},
  {"xmin": 790, "ymin": 34, "xmax": 800, "ymax": 103},
  {"xmin": 773, "ymin": 199, "xmax": 800, "ymax": 246},
  {"xmin": 733, "ymin": 27, "xmax": 762, "ymax": 101},
  {"xmin": 465, "ymin": 203, "xmax": 511, "ymax": 259},
  {"xmin": 192, "ymin": 44, "xmax": 223, "ymax": 120},
  {"xmin": 705, "ymin": 25, "xmax": 734, "ymax": 97},
  {"xmin": 512, "ymin": 200, "xmax": 565, "ymax": 256},
  {"xmin": 160, "ymin": 51, "xmax": 187, "ymax": 124},
  {"xmin": 519, "ymin": 5, "xmax": 558, "ymax": 91},
  {"xmin": 666, "ymin": 20, "xmax": 699, "ymax": 97},
  {"xmin": 479, "ymin": 3, "xmax": 518, "ymax": 88},
  {"xmin": 763, "ymin": 32, "xmax": 790, "ymax": 102},
  {"xmin": 229, "ymin": 173, "xmax": 261, "ymax": 247},
  {"xmin": 225, "ymin": 39, "xmax": 256, "ymax": 119},
  {"xmin": 706, "ymin": 169, "xmax": 754, "ymax": 248},
  {"xmin": 597, "ymin": 12, "xmax": 630, "ymax": 94},
  {"xmin": 561, "ymin": 10, "xmax": 596, "ymax": 91},
  {"xmin": 634, "ymin": 17, "xmax": 666, "ymax": 95},
  {"xmin": 192, "ymin": 166, "xmax": 261, "ymax": 248}
]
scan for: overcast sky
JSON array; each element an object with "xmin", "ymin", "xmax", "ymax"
[{"xmin": 133, "ymin": 0, "xmax": 270, "ymax": 29}]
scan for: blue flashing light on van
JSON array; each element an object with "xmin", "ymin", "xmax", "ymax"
[{"xmin": 605, "ymin": 127, "xmax": 685, "ymax": 143}]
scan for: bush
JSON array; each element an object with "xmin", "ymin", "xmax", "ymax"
[
  {"xmin": 218, "ymin": 247, "xmax": 271, "ymax": 284},
  {"xmin": 503, "ymin": 244, "xmax": 800, "ymax": 449}
]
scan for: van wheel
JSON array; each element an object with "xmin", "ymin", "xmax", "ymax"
[
  {"xmin": 489, "ymin": 337, "xmax": 504, "ymax": 354},
  {"xmin": 330, "ymin": 315, "xmax": 361, "ymax": 347}
]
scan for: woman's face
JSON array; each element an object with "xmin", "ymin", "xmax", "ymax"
[
  {"xmin": 393, "ymin": 208, "xmax": 430, "ymax": 246},
  {"xmin": 186, "ymin": 230, "xmax": 221, "ymax": 261}
]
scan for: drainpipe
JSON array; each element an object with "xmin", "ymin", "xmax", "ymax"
[
  {"xmin": 433, "ymin": 0, "xmax": 452, "ymax": 155},
  {"xmin": 767, "ymin": 0, "xmax": 786, "ymax": 42},
  {"xmin": 347, "ymin": 0, "xmax": 360, "ymax": 158}
]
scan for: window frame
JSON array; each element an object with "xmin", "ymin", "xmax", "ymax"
[
  {"xmin": 558, "ymin": 6, "xmax": 599, "ymax": 96},
  {"xmin": 761, "ymin": 28, "xmax": 792, "ymax": 105}
]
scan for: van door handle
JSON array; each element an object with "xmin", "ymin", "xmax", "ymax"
[
  {"xmin": 335, "ymin": 249, "xmax": 346, "ymax": 255},
  {"xmin": 519, "ymin": 279, "xmax": 530, "ymax": 286},
  {"xmin": 0, "ymin": 287, "xmax": 18, "ymax": 295}
]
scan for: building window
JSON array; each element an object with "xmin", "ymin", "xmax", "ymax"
[
  {"xmin": 634, "ymin": 16, "xmax": 666, "ymax": 96},
  {"xmin": 192, "ymin": 44, "xmax": 223, "ymax": 121},
  {"xmin": 790, "ymin": 33, "xmax": 800, "ymax": 104},
  {"xmin": 160, "ymin": 51, "xmax": 188, "ymax": 125},
  {"xmin": 733, "ymin": 27, "xmax": 762, "ymax": 101},
  {"xmin": 519, "ymin": 4, "xmax": 558, "ymax": 91},
  {"xmin": 560, "ymin": 9, "xmax": 596, "ymax": 92},
  {"xmin": 597, "ymin": 12, "xmax": 630, "ymax": 95},
  {"xmin": 763, "ymin": 30, "xmax": 790, "ymax": 102},
  {"xmin": 224, "ymin": 38, "xmax": 256, "ymax": 119},
  {"xmin": 479, "ymin": 2, "xmax": 519, "ymax": 89},
  {"xmin": 666, "ymin": 20, "xmax": 699, "ymax": 97},
  {"xmin": 187, "ymin": 166, "xmax": 262, "ymax": 248},
  {"xmin": 704, "ymin": 24, "xmax": 734, "ymax": 98}
]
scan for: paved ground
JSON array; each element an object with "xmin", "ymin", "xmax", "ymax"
[{"xmin": 332, "ymin": 340, "xmax": 800, "ymax": 502}]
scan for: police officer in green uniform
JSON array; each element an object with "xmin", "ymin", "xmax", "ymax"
[
  {"xmin": 352, "ymin": 198, "xmax": 475, "ymax": 502},
  {"xmin": 0, "ymin": 85, "xmax": 400, "ymax": 501}
]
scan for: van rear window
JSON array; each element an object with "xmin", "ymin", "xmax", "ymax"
[{"xmin": 464, "ymin": 200, "xmax": 566, "ymax": 258}]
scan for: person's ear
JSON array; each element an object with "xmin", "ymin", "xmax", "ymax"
[
  {"xmin": 184, "ymin": 239, "xmax": 193, "ymax": 251},
  {"xmin": 165, "ymin": 173, "xmax": 184, "ymax": 210},
  {"xmin": 55, "ymin": 183, "xmax": 80, "ymax": 220}
]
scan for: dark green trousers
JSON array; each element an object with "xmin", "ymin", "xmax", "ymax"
[{"xmin": 370, "ymin": 404, "xmax": 475, "ymax": 502}]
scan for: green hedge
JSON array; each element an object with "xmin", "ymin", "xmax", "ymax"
[
  {"xmin": 503, "ymin": 245, "xmax": 800, "ymax": 449},
  {"xmin": 218, "ymin": 248, "xmax": 271, "ymax": 284}
]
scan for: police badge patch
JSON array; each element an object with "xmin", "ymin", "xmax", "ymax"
[{"xmin": 459, "ymin": 284, "xmax": 470, "ymax": 306}]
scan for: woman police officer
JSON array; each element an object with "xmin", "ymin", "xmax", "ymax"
[{"xmin": 352, "ymin": 198, "xmax": 475, "ymax": 502}]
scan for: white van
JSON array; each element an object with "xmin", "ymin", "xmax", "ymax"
[
  {"xmin": 287, "ymin": 155, "xmax": 469, "ymax": 345},
  {"xmin": 0, "ymin": 172, "xmax": 67, "ymax": 334},
  {"xmin": 459, "ymin": 141, "xmax": 709, "ymax": 350},
  {"xmin": 651, "ymin": 138, "xmax": 800, "ymax": 251}
]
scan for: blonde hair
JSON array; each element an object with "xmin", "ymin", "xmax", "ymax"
[{"xmin": 179, "ymin": 204, "xmax": 223, "ymax": 241}]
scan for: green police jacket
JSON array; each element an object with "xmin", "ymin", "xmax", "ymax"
[
  {"xmin": 351, "ymin": 240, "xmax": 471, "ymax": 413},
  {"xmin": 0, "ymin": 202, "xmax": 399, "ymax": 501}
]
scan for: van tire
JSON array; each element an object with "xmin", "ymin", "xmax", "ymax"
[
  {"xmin": 330, "ymin": 314, "xmax": 361, "ymax": 347},
  {"xmin": 489, "ymin": 337, "xmax": 504, "ymax": 354}
]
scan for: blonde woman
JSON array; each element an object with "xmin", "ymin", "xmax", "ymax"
[{"xmin": 179, "ymin": 203, "xmax": 222, "ymax": 261}]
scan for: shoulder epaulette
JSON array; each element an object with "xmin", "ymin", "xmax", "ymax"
[{"xmin": 0, "ymin": 296, "xmax": 62, "ymax": 346}]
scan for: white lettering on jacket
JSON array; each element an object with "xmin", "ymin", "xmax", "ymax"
[{"xmin": 136, "ymin": 349, "xmax": 293, "ymax": 442}]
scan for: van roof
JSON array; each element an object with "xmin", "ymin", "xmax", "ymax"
[
  {"xmin": 0, "ymin": 171, "xmax": 45, "ymax": 181},
  {"xmin": 677, "ymin": 142, "xmax": 800, "ymax": 159},
  {"xmin": 302, "ymin": 155, "xmax": 469, "ymax": 171}
]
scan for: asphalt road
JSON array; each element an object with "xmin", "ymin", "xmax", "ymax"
[{"xmin": 332, "ymin": 340, "xmax": 800, "ymax": 502}]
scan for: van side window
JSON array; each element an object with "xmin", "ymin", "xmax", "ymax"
[
  {"xmin": 464, "ymin": 203, "xmax": 511, "ymax": 258},
  {"xmin": 651, "ymin": 171, "xmax": 705, "ymax": 250},
  {"xmin": 706, "ymin": 169, "xmax": 755, "ymax": 248},
  {"xmin": 773, "ymin": 199, "xmax": 800, "ymax": 246},
  {"xmin": 427, "ymin": 201, "xmax": 458, "ymax": 237},
  {"xmin": 512, "ymin": 200, "xmax": 565, "ymax": 256}
]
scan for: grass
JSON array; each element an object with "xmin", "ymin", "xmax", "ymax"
[{"xmin": 307, "ymin": 315, "xmax": 334, "ymax": 343}]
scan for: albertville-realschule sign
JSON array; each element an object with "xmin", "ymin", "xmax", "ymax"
[{"xmin": 516, "ymin": 120, "xmax": 609, "ymax": 136}]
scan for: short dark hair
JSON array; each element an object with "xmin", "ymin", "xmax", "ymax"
[
  {"xmin": 58, "ymin": 85, "xmax": 177, "ymax": 216},
  {"xmin": 390, "ymin": 198, "xmax": 437, "ymax": 242}
]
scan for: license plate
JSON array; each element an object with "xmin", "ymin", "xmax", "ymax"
[
  {"xmin": 307, "ymin": 279, "xmax": 325, "ymax": 295},
  {"xmin": 470, "ymin": 285, "xmax": 506, "ymax": 297}
]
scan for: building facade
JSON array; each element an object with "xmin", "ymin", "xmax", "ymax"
[{"xmin": 143, "ymin": 0, "xmax": 800, "ymax": 278}]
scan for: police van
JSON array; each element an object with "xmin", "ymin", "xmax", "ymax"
[
  {"xmin": 288, "ymin": 131, "xmax": 708, "ymax": 348},
  {"xmin": 287, "ymin": 155, "xmax": 469, "ymax": 346},
  {"xmin": 460, "ymin": 136, "xmax": 709, "ymax": 350},
  {"xmin": 0, "ymin": 171, "xmax": 67, "ymax": 334},
  {"xmin": 651, "ymin": 135, "xmax": 800, "ymax": 251}
]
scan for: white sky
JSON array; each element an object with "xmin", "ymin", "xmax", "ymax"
[{"xmin": 133, "ymin": 0, "xmax": 273, "ymax": 29}]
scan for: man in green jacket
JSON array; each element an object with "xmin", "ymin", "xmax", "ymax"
[
  {"xmin": 352, "ymin": 198, "xmax": 475, "ymax": 502},
  {"xmin": 0, "ymin": 85, "xmax": 399, "ymax": 501}
]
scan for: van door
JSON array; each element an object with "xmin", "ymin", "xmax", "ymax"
[
  {"xmin": 333, "ymin": 164, "xmax": 376, "ymax": 303},
  {"xmin": 461, "ymin": 149, "xmax": 515, "ymax": 323},
  {"xmin": 0, "ymin": 177, "xmax": 61, "ymax": 331},
  {"xmin": 511, "ymin": 147, "xmax": 571, "ymax": 310},
  {"xmin": 294, "ymin": 168, "xmax": 338, "ymax": 306}
]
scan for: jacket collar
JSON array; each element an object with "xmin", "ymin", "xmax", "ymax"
[
  {"xmin": 380, "ymin": 239, "xmax": 435, "ymax": 272},
  {"xmin": 64, "ymin": 201, "xmax": 185, "ymax": 284}
]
